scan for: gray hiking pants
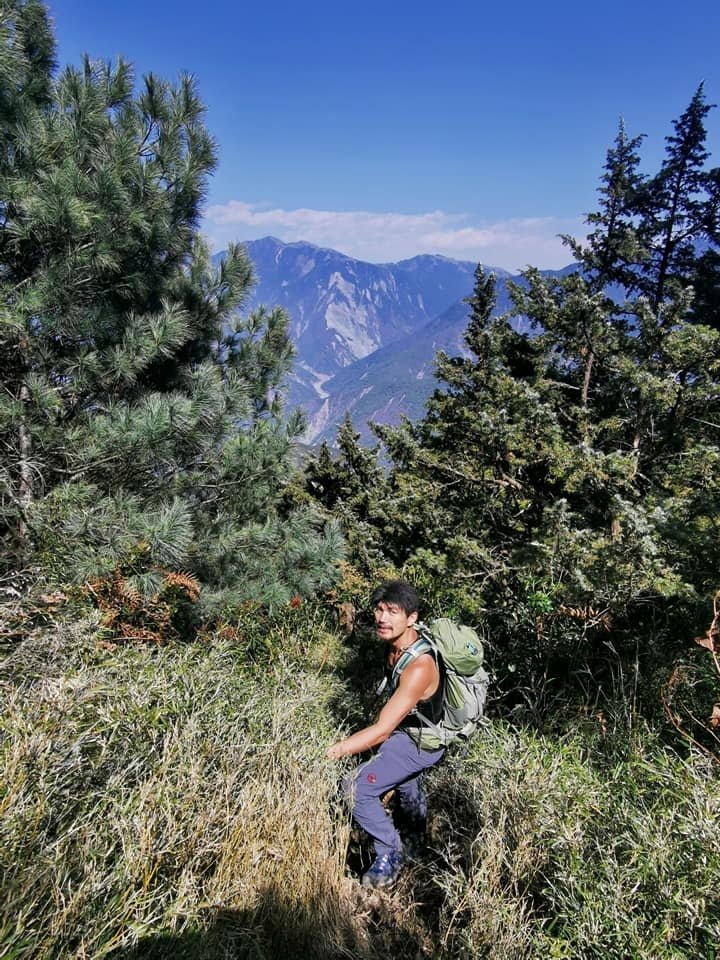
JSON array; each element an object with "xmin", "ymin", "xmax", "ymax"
[{"xmin": 342, "ymin": 730, "xmax": 445, "ymax": 857}]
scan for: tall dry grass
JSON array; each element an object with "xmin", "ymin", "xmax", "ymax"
[
  {"xmin": 0, "ymin": 614, "xmax": 367, "ymax": 959},
  {"xmin": 2, "ymin": 610, "xmax": 719, "ymax": 959},
  {"xmin": 423, "ymin": 724, "xmax": 720, "ymax": 958}
]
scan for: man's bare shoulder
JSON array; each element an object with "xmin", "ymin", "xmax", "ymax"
[{"xmin": 397, "ymin": 651, "xmax": 438, "ymax": 684}]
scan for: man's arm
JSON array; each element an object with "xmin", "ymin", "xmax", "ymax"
[{"xmin": 326, "ymin": 656, "xmax": 436, "ymax": 759}]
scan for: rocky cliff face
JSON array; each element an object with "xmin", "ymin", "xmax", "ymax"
[{"xmin": 229, "ymin": 237, "xmax": 549, "ymax": 444}]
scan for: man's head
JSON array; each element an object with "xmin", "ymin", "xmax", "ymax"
[
  {"xmin": 370, "ymin": 579, "xmax": 419, "ymax": 616},
  {"xmin": 370, "ymin": 579, "xmax": 419, "ymax": 644}
]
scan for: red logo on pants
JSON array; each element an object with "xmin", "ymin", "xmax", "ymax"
[{"xmin": 367, "ymin": 773, "xmax": 377, "ymax": 783}]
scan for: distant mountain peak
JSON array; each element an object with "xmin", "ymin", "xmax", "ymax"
[
  {"xmin": 241, "ymin": 237, "xmax": 509, "ymax": 274},
  {"xmin": 225, "ymin": 237, "xmax": 571, "ymax": 445}
]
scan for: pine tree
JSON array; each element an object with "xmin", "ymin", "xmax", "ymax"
[
  {"xmin": 568, "ymin": 89, "xmax": 720, "ymax": 327},
  {"xmin": 563, "ymin": 119, "xmax": 646, "ymax": 296},
  {"xmin": 0, "ymin": 1, "xmax": 342, "ymax": 618},
  {"xmin": 303, "ymin": 413, "xmax": 387, "ymax": 577},
  {"xmin": 632, "ymin": 85, "xmax": 720, "ymax": 312}
]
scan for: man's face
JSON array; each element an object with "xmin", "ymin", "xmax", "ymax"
[{"xmin": 374, "ymin": 601, "xmax": 417, "ymax": 643}]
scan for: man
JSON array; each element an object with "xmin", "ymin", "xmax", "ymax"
[{"xmin": 326, "ymin": 579, "xmax": 445, "ymax": 889}]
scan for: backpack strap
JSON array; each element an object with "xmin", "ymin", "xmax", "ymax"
[
  {"xmin": 389, "ymin": 634, "xmax": 436, "ymax": 689},
  {"xmin": 382, "ymin": 630, "xmax": 453, "ymax": 750}
]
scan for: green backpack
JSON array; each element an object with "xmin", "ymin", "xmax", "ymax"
[{"xmin": 389, "ymin": 618, "xmax": 489, "ymax": 750}]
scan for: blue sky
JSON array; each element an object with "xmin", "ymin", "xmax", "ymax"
[{"xmin": 47, "ymin": 0, "xmax": 720, "ymax": 270}]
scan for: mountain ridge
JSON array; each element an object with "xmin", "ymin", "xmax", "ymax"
[{"xmin": 220, "ymin": 237, "xmax": 571, "ymax": 444}]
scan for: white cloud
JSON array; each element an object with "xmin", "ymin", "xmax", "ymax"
[{"xmin": 203, "ymin": 200, "xmax": 584, "ymax": 271}]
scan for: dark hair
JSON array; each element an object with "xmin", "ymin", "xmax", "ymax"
[{"xmin": 370, "ymin": 579, "xmax": 420, "ymax": 616}]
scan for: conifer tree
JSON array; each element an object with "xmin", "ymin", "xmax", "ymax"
[
  {"xmin": 633, "ymin": 84, "xmax": 719, "ymax": 312},
  {"xmin": 1, "ymin": 1, "xmax": 342, "ymax": 616},
  {"xmin": 303, "ymin": 414, "xmax": 387, "ymax": 576},
  {"xmin": 568, "ymin": 87, "xmax": 720, "ymax": 325},
  {"xmin": 307, "ymin": 92, "xmax": 720, "ymax": 697},
  {"xmin": 563, "ymin": 120, "xmax": 646, "ymax": 296}
]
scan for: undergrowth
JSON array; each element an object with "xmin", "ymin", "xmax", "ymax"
[{"xmin": 1, "ymin": 608, "xmax": 719, "ymax": 958}]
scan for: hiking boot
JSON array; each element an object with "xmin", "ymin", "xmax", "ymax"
[{"xmin": 360, "ymin": 849, "xmax": 404, "ymax": 889}]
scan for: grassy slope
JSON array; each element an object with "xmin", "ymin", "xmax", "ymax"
[{"xmin": 1, "ymin": 610, "xmax": 719, "ymax": 959}]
